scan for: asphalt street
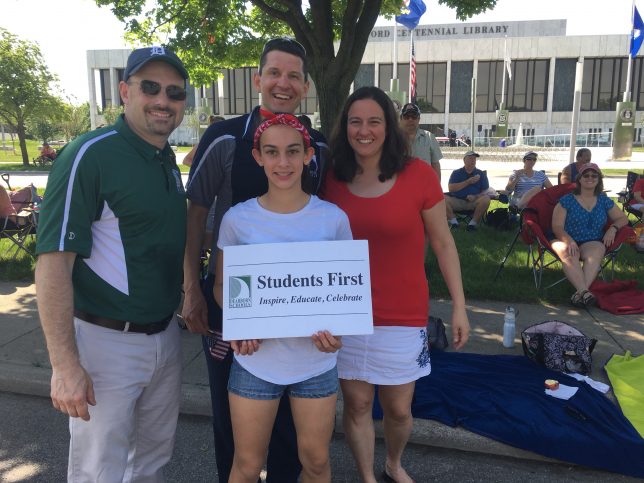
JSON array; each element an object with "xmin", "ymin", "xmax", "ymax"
[{"xmin": 0, "ymin": 392, "xmax": 639, "ymax": 483}]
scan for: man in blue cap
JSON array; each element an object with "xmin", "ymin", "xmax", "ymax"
[{"xmin": 35, "ymin": 46, "xmax": 188, "ymax": 480}]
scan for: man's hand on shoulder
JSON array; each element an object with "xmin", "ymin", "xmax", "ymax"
[{"xmin": 51, "ymin": 363, "xmax": 96, "ymax": 421}]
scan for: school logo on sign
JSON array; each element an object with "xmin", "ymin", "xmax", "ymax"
[{"xmin": 229, "ymin": 276, "xmax": 252, "ymax": 308}]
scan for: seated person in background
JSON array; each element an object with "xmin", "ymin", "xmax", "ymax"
[
  {"xmin": 0, "ymin": 184, "xmax": 33, "ymax": 228},
  {"xmin": 550, "ymin": 163, "xmax": 629, "ymax": 307},
  {"xmin": 445, "ymin": 150, "xmax": 491, "ymax": 231},
  {"xmin": 0, "ymin": 184, "xmax": 17, "ymax": 225},
  {"xmin": 182, "ymin": 115, "xmax": 225, "ymax": 167},
  {"xmin": 504, "ymin": 151, "xmax": 553, "ymax": 209},
  {"xmin": 630, "ymin": 177, "xmax": 644, "ymax": 212},
  {"xmin": 40, "ymin": 143, "xmax": 57, "ymax": 160},
  {"xmin": 560, "ymin": 147, "xmax": 591, "ymax": 184}
]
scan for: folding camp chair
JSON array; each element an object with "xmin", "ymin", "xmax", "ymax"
[
  {"xmin": 519, "ymin": 184, "xmax": 633, "ymax": 289},
  {"xmin": 617, "ymin": 171, "xmax": 643, "ymax": 226},
  {"xmin": 1, "ymin": 212, "xmax": 37, "ymax": 259},
  {"xmin": 1, "ymin": 175, "xmax": 38, "ymax": 259},
  {"xmin": 495, "ymin": 184, "xmax": 633, "ymax": 288}
]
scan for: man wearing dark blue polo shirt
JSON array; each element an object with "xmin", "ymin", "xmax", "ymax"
[
  {"xmin": 445, "ymin": 150, "xmax": 491, "ymax": 231},
  {"xmin": 182, "ymin": 37, "xmax": 328, "ymax": 483}
]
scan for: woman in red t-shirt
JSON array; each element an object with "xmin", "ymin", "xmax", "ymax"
[{"xmin": 324, "ymin": 86, "xmax": 469, "ymax": 483}]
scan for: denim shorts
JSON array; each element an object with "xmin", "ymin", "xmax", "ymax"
[{"xmin": 228, "ymin": 359, "xmax": 338, "ymax": 400}]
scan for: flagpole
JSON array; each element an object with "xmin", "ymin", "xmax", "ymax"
[
  {"xmin": 393, "ymin": 23, "xmax": 398, "ymax": 81},
  {"xmin": 409, "ymin": 29, "xmax": 414, "ymax": 103},
  {"xmin": 625, "ymin": 0, "xmax": 635, "ymax": 101},
  {"xmin": 501, "ymin": 36, "xmax": 507, "ymax": 109}
]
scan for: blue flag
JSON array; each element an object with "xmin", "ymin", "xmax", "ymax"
[
  {"xmin": 396, "ymin": 0, "xmax": 427, "ymax": 31},
  {"xmin": 631, "ymin": 6, "xmax": 644, "ymax": 57}
]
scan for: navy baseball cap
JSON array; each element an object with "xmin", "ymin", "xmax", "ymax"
[
  {"xmin": 401, "ymin": 103, "xmax": 421, "ymax": 117},
  {"xmin": 123, "ymin": 46, "xmax": 189, "ymax": 82}
]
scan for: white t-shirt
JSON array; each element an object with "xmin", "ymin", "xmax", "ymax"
[{"xmin": 217, "ymin": 195, "xmax": 353, "ymax": 384}]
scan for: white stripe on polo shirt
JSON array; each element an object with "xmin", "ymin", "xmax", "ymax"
[{"xmin": 58, "ymin": 130, "xmax": 117, "ymax": 251}]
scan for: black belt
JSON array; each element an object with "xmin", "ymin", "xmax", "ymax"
[{"xmin": 74, "ymin": 310, "xmax": 174, "ymax": 335}]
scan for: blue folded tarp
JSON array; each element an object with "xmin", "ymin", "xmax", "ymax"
[{"xmin": 373, "ymin": 351, "xmax": 644, "ymax": 478}]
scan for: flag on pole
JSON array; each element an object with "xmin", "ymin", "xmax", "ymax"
[
  {"xmin": 631, "ymin": 6, "xmax": 644, "ymax": 57},
  {"xmin": 396, "ymin": 0, "xmax": 426, "ymax": 30},
  {"xmin": 504, "ymin": 43, "xmax": 512, "ymax": 80},
  {"xmin": 410, "ymin": 37, "xmax": 417, "ymax": 103}
]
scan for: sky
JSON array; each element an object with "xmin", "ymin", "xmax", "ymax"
[{"xmin": 0, "ymin": 0, "xmax": 636, "ymax": 105}]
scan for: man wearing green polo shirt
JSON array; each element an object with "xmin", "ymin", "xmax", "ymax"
[{"xmin": 35, "ymin": 46, "xmax": 188, "ymax": 481}]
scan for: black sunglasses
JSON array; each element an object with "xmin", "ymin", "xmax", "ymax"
[
  {"xmin": 262, "ymin": 37, "xmax": 306, "ymax": 57},
  {"xmin": 129, "ymin": 79, "xmax": 187, "ymax": 101}
]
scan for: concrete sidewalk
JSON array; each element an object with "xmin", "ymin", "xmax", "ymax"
[{"xmin": 1, "ymin": 281, "xmax": 642, "ymax": 465}]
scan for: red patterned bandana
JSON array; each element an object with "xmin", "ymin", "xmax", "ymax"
[{"xmin": 253, "ymin": 113, "xmax": 311, "ymax": 150}]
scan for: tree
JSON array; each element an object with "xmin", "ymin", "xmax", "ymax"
[
  {"xmin": 0, "ymin": 29, "xmax": 61, "ymax": 165},
  {"xmin": 59, "ymin": 102, "xmax": 91, "ymax": 141},
  {"xmin": 100, "ymin": 104, "xmax": 123, "ymax": 126},
  {"xmin": 31, "ymin": 119, "xmax": 59, "ymax": 144},
  {"xmin": 97, "ymin": 0, "xmax": 496, "ymax": 134}
]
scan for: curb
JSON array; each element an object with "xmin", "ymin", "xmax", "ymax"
[{"xmin": 0, "ymin": 359, "xmax": 555, "ymax": 465}]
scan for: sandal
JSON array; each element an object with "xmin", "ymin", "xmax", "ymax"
[
  {"xmin": 581, "ymin": 290, "xmax": 596, "ymax": 307},
  {"xmin": 570, "ymin": 291, "xmax": 584, "ymax": 308}
]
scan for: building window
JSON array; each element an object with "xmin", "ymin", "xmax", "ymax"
[
  {"xmin": 297, "ymin": 78, "xmax": 319, "ymax": 115},
  {"xmin": 416, "ymin": 62, "xmax": 446, "ymax": 113},
  {"xmin": 202, "ymin": 82, "xmax": 220, "ymax": 115},
  {"xmin": 477, "ymin": 60, "xmax": 548, "ymax": 112},
  {"xmin": 378, "ymin": 63, "xmax": 446, "ymax": 113},
  {"xmin": 224, "ymin": 67, "xmax": 258, "ymax": 115},
  {"xmin": 476, "ymin": 61, "xmax": 501, "ymax": 112},
  {"xmin": 378, "ymin": 64, "xmax": 403, "ymax": 92},
  {"xmin": 553, "ymin": 58, "xmax": 577, "ymax": 111},
  {"xmin": 222, "ymin": 67, "xmax": 318, "ymax": 115},
  {"xmin": 580, "ymin": 57, "xmax": 640, "ymax": 111},
  {"xmin": 98, "ymin": 69, "xmax": 124, "ymax": 109},
  {"xmin": 450, "ymin": 61, "xmax": 473, "ymax": 113}
]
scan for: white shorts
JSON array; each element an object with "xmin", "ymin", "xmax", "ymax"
[{"xmin": 337, "ymin": 326, "xmax": 431, "ymax": 385}]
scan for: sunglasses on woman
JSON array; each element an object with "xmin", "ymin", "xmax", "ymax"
[
  {"xmin": 582, "ymin": 173, "xmax": 599, "ymax": 179},
  {"xmin": 128, "ymin": 79, "xmax": 187, "ymax": 101}
]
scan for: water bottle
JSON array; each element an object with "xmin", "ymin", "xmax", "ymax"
[{"xmin": 503, "ymin": 306, "xmax": 516, "ymax": 348}]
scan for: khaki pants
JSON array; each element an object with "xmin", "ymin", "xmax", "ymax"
[{"xmin": 68, "ymin": 317, "xmax": 182, "ymax": 483}]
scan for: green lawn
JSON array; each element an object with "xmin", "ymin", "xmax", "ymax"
[
  {"xmin": 0, "ymin": 139, "xmax": 45, "ymax": 164},
  {"xmin": 1, "ymin": 143, "xmax": 193, "ymax": 173},
  {"xmin": 425, "ymin": 219, "xmax": 642, "ymax": 305},
  {"xmin": 602, "ymin": 168, "xmax": 643, "ymax": 176},
  {"xmin": 4, "ymin": 202, "xmax": 642, "ymax": 303}
]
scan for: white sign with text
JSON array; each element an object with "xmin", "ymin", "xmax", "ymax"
[{"xmin": 222, "ymin": 240, "xmax": 373, "ymax": 340}]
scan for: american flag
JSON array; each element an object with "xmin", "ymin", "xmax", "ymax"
[
  {"xmin": 410, "ymin": 37, "xmax": 417, "ymax": 103},
  {"xmin": 205, "ymin": 330, "xmax": 230, "ymax": 360}
]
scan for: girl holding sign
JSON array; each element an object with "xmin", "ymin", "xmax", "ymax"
[
  {"xmin": 324, "ymin": 87, "xmax": 470, "ymax": 483},
  {"xmin": 213, "ymin": 114, "xmax": 352, "ymax": 483}
]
